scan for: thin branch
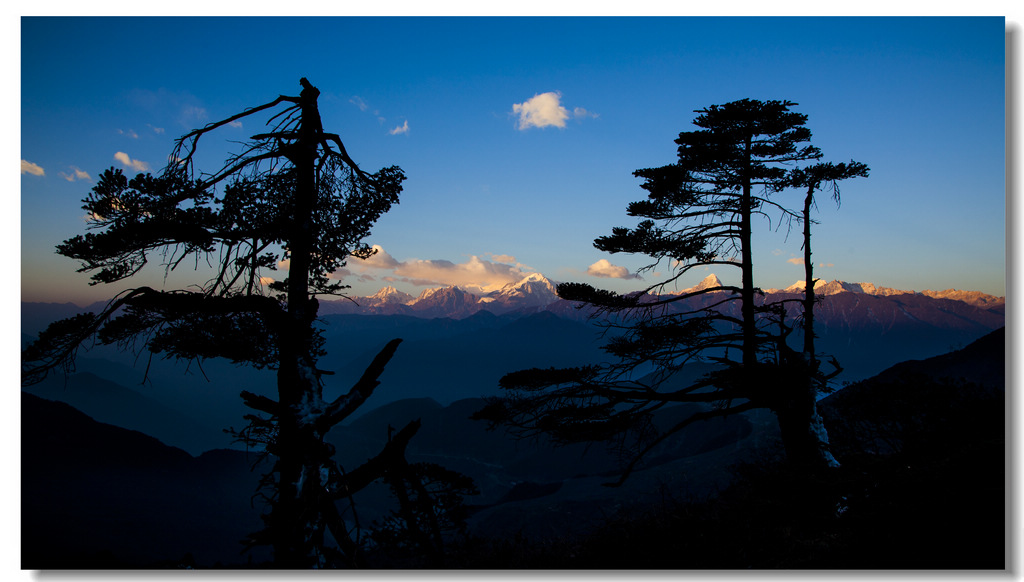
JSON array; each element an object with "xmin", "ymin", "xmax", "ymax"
[{"xmin": 604, "ymin": 400, "xmax": 757, "ymax": 487}]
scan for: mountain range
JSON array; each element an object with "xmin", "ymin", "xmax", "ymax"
[
  {"xmin": 317, "ymin": 273, "xmax": 560, "ymax": 318},
  {"xmin": 24, "ymin": 272, "xmax": 1003, "ymax": 325},
  {"xmin": 314, "ymin": 272, "xmax": 1004, "ymax": 320},
  {"xmin": 21, "ymin": 272, "xmax": 1004, "ymax": 457}
]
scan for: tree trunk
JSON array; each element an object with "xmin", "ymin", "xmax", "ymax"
[
  {"xmin": 269, "ymin": 82, "xmax": 325, "ymax": 568},
  {"xmin": 740, "ymin": 135, "xmax": 756, "ymax": 367},
  {"xmin": 774, "ymin": 386, "xmax": 840, "ymax": 471},
  {"xmin": 802, "ymin": 191, "xmax": 816, "ymax": 371},
  {"xmin": 793, "ymin": 185, "xmax": 839, "ymax": 470}
]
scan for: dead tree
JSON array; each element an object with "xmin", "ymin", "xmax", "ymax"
[{"xmin": 23, "ymin": 78, "xmax": 425, "ymax": 567}]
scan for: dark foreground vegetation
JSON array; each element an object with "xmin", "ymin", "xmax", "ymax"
[
  {"xmin": 23, "ymin": 328, "xmax": 1004, "ymax": 569},
  {"xmin": 401, "ymin": 331, "xmax": 1007, "ymax": 569},
  {"xmin": 450, "ymin": 371, "xmax": 1004, "ymax": 568}
]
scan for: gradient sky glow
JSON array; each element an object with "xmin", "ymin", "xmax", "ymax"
[{"xmin": 19, "ymin": 16, "xmax": 1008, "ymax": 304}]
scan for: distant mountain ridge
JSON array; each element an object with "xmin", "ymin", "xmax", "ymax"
[
  {"xmin": 770, "ymin": 277, "xmax": 1004, "ymax": 310},
  {"xmin": 26, "ymin": 273, "xmax": 1002, "ymax": 324},
  {"xmin": 318, "ymin": 273, "xmax": 561, "ymax": 317},
  {"xmin": 315, "ymin": 272, "xmax": 1004, "ymax": 320}
]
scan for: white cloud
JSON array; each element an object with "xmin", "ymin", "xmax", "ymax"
[
  {"xmin": 587, "ymin": 259, "xmax": 640, "ymax": 280},
  {"xmin": 572, "ymin": 106, "xmax": 598, "ymax": 120},
  {"xmin": 228, "ymin": 120, "xmax": 243, "ymax": 129},
  {"xmin": 353, "ymin": 245, "xmax": 533, "ymax": 293},
  {"xmin": 356, "ymin": 244, "xmax": 401, "ymax": 269},
  {"xmin": 389, "ymin": 120, "xmax": 410, "ymax": 135},
  {"xmin": 147, "ymin": 124, "xmax": 165, "ymax": 135},
  {"xmin": 21, "ymin": 160, "xmax": 44, "ymax": 176},
  {"xmin": 180, "ymin": 105, "xmax": 208, "ymax": 127},
  {"xmin": 787, "ymin": 257, "xmax": 805, "ymax": 266},
  {"xmin": 59, "ymin": 167, "xmax": 91, "ymax": 182},
  {"xmin": 118, "ymin": 129, "xmax": 139, "ymax": 139},
  {"xmin": 114, "ymin": 152, "xmax": 150, "ymax": 172},
  {"xmin": 350, "ymin": 96, "xmax": 370, "ymax": 112},
  {"xmin": 512, "ymin": 91, "xmax": 570, "ymax": 130},
  {"xmin": 512, "ymin": 92, "xmax": 597, "ymax": 130},
  {"xmin": 488, "ymin": 253, "xmax": 516, "ymax": 264}
]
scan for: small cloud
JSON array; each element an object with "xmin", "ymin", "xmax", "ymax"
[
  {"xmin": 488, "ymin": 253, "xmax": 517, "ymax": 264},
  {"xmin": 771, "ymin": 248, "xmax": 784, "ymax": 256},
  {"xmin": 587, "ymin": 259, "xmax": 640, "ymax": 280},
  {"xmin": 513, "ymin": 91, "xmax": 570, "ymax": 130},
  {"xmin": 350, "ymin": 96, "xmax": 369, "ymax": 112},
  {"xmin": 259, "ymin": 276, "xmax": 275, "ymax": 285},
  {"xmin": 147, "ymin": 124, "xmax": 165, "ymax": 135},
  {"xmin": 818, "ymin": 262, "xmax": 835, "ymax": 268},
  {"xmin": 180, "ymin": 105, "xmax": 208, "ymax": 126},
  {"xmin": 21, "ymin": 160, "xmax": 45, "ymax": 176},
  {"xmin": 787, "ymin": 257, "xmax": 805, "ymax": 266},
  {"xmin": 118, "ymin": 129, "xmax": 140, "ymax": 139},
  {"xmin": 228, "ymin": 120, "xmax": 243, "ymax": 129},
  {"xmin": 572, "ymin": 106, "xmax": 598, "ymax": 120},
  {"xmin": 389, "ymin": 120, "xmax": 410, "ymax": 135},
  {"xmin": 114, "ymin": 152, "xmax": 150, "ymax": 172},
  {"xmin": 59, "ymin": 167, "xmax": 91, "ymax": 182}
]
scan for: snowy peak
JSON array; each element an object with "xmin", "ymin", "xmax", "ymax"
[
  {"xmin": 367, "ymin": 286, "xmax": 415, "ymax": 305},
  {"xmin": 691, "ymin": 273, "xmax": 724, "ymax": 293},
  {"xmin": 487, "ymin": 273, "xmax": 560, "ymax": 307},
  {"xmin": 414, "ymin": 285, "xmax": 477, "ymax": 302},
  {"xmin": 921, "ymin": 288, "xmax": 1005, "ymax": 309},
  {"xmin": 776, "ymin": 279, "xmax": 1003, "ymax": 307},
  {"xmin": 321, "ymin": 273, "xmax": 1002, "ymax": 319},
  {"xmin": 410, "ymin": 285, "xmax": 480, "ymax": 316},
  {"xmin": 670, "ymin": 273, "xmax": 725, "ymax": 295},
  {"xmin": 781, "ymin": 279, "xmax": 899, "ymax": 296}
]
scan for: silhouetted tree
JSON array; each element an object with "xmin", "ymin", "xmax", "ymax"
[
  {"xmin": 775, "ymin": 161, "xmax": 870, "ymax": 465},
  {"xmin": 367, "ymin": 460, "xmax": 480, "ymax": 567},
  {"xmin": 788, "ymin": 161, "xmax": 869, "ymax": 367},
  {"xmin": 477, "ymin": 99, "xmax": 868, "ymax": 479},
  {"xmin": 21, "ymin": 78, "xmax": 435, "ymax": 567}
]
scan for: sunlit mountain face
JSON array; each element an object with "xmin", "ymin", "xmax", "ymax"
[{"xmin": 315, "ymin": 272, "xmax": 1004, "ymax": 328}]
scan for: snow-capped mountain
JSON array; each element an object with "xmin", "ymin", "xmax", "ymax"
[
  {"xmin": 317, "ymin": 272, "xmax": 1004, "ymax": 325},
  {"xmin": 920, "ymin": 288, "xmax": 1006, "ymax": 310},
  {"xmin": 409, "ymin": 285, "xmax": 481, "ymax": 318},
  {"xmin": 777, "ymin": 279, "xmax": 907, "ymax": 297},
  {"xmin": 773, "ymin": 279, "xmax": 1005, "ymax": 310},
  {"xmin": 481, "ymin": 273, "xmax": 560, "ymax": 310},
  {"xmin": 670, "ymin": 273, "xmax": 725, "ymax": 295},
  {"xmin": 365, "ymin": 286, "xmax": 415, "ymax": 306}
]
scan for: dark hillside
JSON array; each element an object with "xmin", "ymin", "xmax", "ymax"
[
  {"xmin": 22, "ymin": 393, "xmax": 271, "ymax": 568},
  {"xmin": 443, "ymin": 329, "xmax": 1005, "ymax": 568},
  {"xmin": 23, "ymin": 371, "xmax": 230, "ymax": 455},
  {"xmin": 20, "ymin": 326, "xmax": 1006, "ymax": 569}
]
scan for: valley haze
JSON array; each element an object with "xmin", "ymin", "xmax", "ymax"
[{"xmin": 23, "ymin": 273, "xmax": 1003, "ymax": 456}]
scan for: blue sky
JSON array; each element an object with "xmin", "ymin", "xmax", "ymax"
[{"xmin": 18, "ymin": 15, "xmax": 1009, "ymax": 304}]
